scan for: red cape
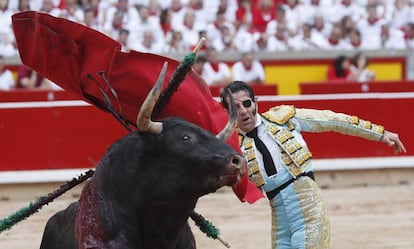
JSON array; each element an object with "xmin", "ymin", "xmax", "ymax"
[{"xmin": 12, "ymin": 11, "xmax": 263, "ymax": 203}]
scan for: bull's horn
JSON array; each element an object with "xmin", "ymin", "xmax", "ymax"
[
  {"xmin": 136, "ymin": 62, "xmax": 168, "ymax": 133},
  {"xmin": 216, "ymin": 89, "xmax": 237, "ymax": 141}
]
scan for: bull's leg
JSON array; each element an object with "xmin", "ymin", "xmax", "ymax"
[
  {"xmin": 39, "ymin": 202, "xmax": 79, "ymax": 249},
  {"xmin": 173, "ymin": 222, "xmax": 196, "ymax": 249}
]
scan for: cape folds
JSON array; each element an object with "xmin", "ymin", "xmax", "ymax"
[{"xmin": 11, "ymin": 11, "xmax": 263, "ymax": 203}]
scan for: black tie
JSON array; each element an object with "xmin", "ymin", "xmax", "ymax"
[{"xmin": 246, "ymin": 127, "xmax": 277, "ymax": 176}]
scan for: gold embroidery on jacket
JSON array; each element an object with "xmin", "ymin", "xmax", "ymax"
[
  {"xmin": 262, "ymin": 105, "xmax": 295, "ymax": 125},
  {"xmin": 240, "ymin": 136, "xmax": 265, "ymax": 188}
]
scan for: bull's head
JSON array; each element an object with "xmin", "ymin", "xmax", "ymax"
[{"xmin": 126, "ymin": 62, "xmax": 246, "ymax": 197}]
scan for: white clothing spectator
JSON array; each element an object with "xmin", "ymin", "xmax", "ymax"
[
  {"xmin": 103, "ymin": 0, "xmax": 139, "ymax": 37},
  {"xmin": 0, "ymin": 27, "xmax": 17, "ymax": 57},
  {"xmin": 0, "ymin": 56, "xmax": 15, "ymax": 90},
  {"xmin": 233, "ymin": 29, "xmax": 255, "ymax": 53},
  {"xmin": 205, "ymin": 9, "xmax": 235, "ymax": 42},
  {"xmin": 201, "ymin": 47, "xmax": 231, "ymax": 86},
  {"xmin": 384, "ymin": 0, "xmax": 411, "ymax": 30},
  {"xmin": 0, "ymin": 0, "xmax": 13, "ymax": 32},
  {"xmin": 169, "ymin": 0, "xmax": 186, "ymax": 28},
  {"xmin": 175, "ymin": 8, "xmax": 205, "ymax": 48},
  {"xmin": 129, "ymin": 29, "xmax": 164, "ymax": 53},
  {"xmin": 320, "ymin": 26, "xmax": 352, "ymax": 50},
  {"xmin": 357, "ymin": 4, "xmax": 387, "ymax": 51},
  {"xmin": 266, "ymin": 23, "xmax": 293, "ymax": 51},
  {"xmin": 281, "ymin": 0, "xmax": 303, "ymax": 37},
  {"xmin": 129, "ymin": 5, "xmax": 164, "ymax": 47},
  {"xmin": 328, "ymin": 0, "xmax": 365, "ymax": 24},
  {"xmin": 231, "ymin": 52, "xmax": 265, "ymax": 84},
  {"xmin": 311, "ymin": 13, "xmax": 332, "ymax": 39},
  {"xmin": 380, "ymin": 23, "xmax": 406, "ymax": 50},
  {"xmin": 290, "ymin": 23, "xmax": 326, "ymax": 50}
]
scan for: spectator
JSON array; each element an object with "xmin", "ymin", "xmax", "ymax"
[
  {"xmin": 267, "ymin": 22, "xmax": 293, "ymax": 51},
  {"xmin": 117, "ymin": 28, "xmax": 131, "ymax": 52},
  {"xmin": 201, "ymin": 47, "xmax": 231, "ymax": 86},
  {"xmin": 321, "ymin": 26, "xmax": 352, "ymax": 50},
  {"xmin": 350, "ymin": 51, "xmax": 376, "ymax": 82},
  {"xmin": 206, "ymin": 9, "xmax": 235, "ymax": 42},
  {"xmin": 38, "ymin": 0, "xmax": 61, "ymax": 16},
  {"xmin": 356, "ymin": 3, "xmax": 387, "ymax": 50},
  {"xmin": 0, "ymin": 55, "xmax": 15, "ymax": 90},
  {"xmin": 169, "ymin": 0, "xmax": 186, "ymax": 29},
  {"xmin": 129, "ymin": 5, "xmax": 164, "ymax": 47},
  {"xmin": 159, "ymin": 8, "xmax": 172, "ymax": 38},
  {"xmin": 0, "ymin": 28, "xmax": 18, "ymax": 57},
  {"xmin": 231, "ymin": 51, "xmax": 265, "ymax": 84},
  {"xmin": 176, "ymin": 8, "xmax": 204, "ymax": 48},
  {"xmin": 83, "ymin": 5, "xmax": 103, "ymax": 32},
  {"xmin": 385, "ymin": 0, "xmax": 411, "ymax": 30},
  {"xmin": 103, "ymin": 0, "xmax": 139, "ymax": 39},
  {"xmin": 290, "ymin": 23, "xmax": 326, "ymax": 50},
  {"xmin": 265, "ymin": 4, "xmax": 287, "ymax": 36},
  {"xmin": 251, "ymin": 0, "xmax": 276, "ymax": 33},
  {"xmin": 17, "ymin": 0, "xmax": 31, "ymax": 12},
  {"xmin": 16, "ymin": 64, "xmax": 46, "ymax": 89},
  {"xmin": 311, "ymin": 13, "xmax": 332, "ymax": 38},
  {"xmin": 129, "ymin": 29, "xmax": 164, "ymax": 53},
  {"xmin": 281, "ymin": 0, "xmax": 302, "ymax": 37},
  {"xmin": 253, "ymin": 33, "xmax": 271, "ymax": 51},
  {"xmin": 404, "ymin": 22, "xmax": 414, "ymax": 49},
  {"xmin": 211, "ymin": 25, "xmax": 237, "ymax": 52},
  {"xmin": 59, "ymin": 0, "xmax": 84, "ymax": 23},
  {"xmin": 162, "ymin": 30, "xmax": 189, "ymax": 53},
  {"xmin": 0, "ymin": 0, "xmax": 13, "ymax": 32},
  {"xmin": 192, "ymin": 53, "xmax": 207, "ymax": 75},
  {"xmin": 380, "ymin": 23, "xmax": 406, "ymax": 50},
  {"xmin": 234, "ymin": 0, "xmax": 253, "ymax": 32},
  {"xmin": 327, "ymin": 54, "xmax": 357, "ymax": 83}
]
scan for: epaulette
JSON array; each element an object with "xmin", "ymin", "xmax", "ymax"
[{"xmin": 261, "ymin": 105, "xmax": 296, "ymax": 125}]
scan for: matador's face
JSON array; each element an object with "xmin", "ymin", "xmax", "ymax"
[{"xmin": 228, "ymin": 90, "xmax": 257, "ymax": 133}]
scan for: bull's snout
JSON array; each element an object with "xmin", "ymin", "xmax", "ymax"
[{"xmin": 229, "ymin": 154, "xmax": 246, "ymax": 177}]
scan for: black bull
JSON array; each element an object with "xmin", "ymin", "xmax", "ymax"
[{"xmin": 39, "ymin": 63, "xmax": 245, "ymax": 249}]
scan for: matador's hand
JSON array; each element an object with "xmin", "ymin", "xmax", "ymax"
[{"xmin": 381, "ymin": 130, "xmax": 407, "ymax": 155}]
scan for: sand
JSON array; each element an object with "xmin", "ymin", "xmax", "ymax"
[{"xmin": 0, "ymin": 183, "xmax": 413, "ymax": 249}]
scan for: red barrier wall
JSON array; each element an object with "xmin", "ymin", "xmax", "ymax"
[{"xmin": 0, "ymin": 91, "xmax": 412, "ymax": 171}]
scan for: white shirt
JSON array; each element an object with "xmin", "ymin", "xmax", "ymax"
[
  {"xmin": 231, "ymin": 60, "xmax": 265, "ymax": 83},
  {"xmin": 0, "ymin": 69, "xmax": 15, "ymax": 90},
  {"xmin": 247, "ymin": 118, "xmax": 286, "ymax": 177}
]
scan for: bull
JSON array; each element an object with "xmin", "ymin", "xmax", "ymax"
[{"xmin": 39, "ymin": 63, "xmax": 245, "ymax": 249}]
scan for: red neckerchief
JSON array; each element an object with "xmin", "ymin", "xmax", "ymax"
[
  {"xmin": 243, "ymin": 62, "xmax": 252, "ymax": 71},
  {"xmin": 171, "ymin": 5, "xmax": 182, "ymax": 12},
  {"xmin": 184, "ymin": 21, "xmax": 193, "ymax": 29},
  {"xmin": 210, "ymin": 62, "xmax": 220, "ymax": 72},
  {"xmin": 161, "ymin": 23, "xmax": 171, "ymax": 35},
  {"xmin": 328, "ymin": 38, "xmax": 339, "ymax": 45},
  {"xmin": 367, "ymin": 17, "xmax": 379, "ymax": 25},
  {"xmin": 275, "ymin": 33, "xmax": 285, "ymax": 41},
  {"xmin": 315, "ymin": 24, "xmax": 324, "ymax": 32},
  {"xmin": 351, "ymin": 40, "xmax": 361, "ymax": 47}
]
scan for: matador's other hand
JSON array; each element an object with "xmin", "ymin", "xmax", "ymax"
[{"xmin": 381, "ymin": 130, "xmax": 407, "ymax": 155}]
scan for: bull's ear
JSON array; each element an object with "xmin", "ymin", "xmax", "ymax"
[
  {"xmin": 136, "ymin": 62, "xmax": 168, "ymax": 133},
  {"xmin": 216, "ymin": 89, "xmax": 237, "ymax": 141}
]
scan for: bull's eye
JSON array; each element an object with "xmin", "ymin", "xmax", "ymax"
[{"xmin": 182, "ymin": 135, "xmax": 191, "ymax": 141}]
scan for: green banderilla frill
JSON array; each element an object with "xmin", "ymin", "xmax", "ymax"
[{"xmin": 0, "ymin": 169, "xmax": 94, "ymax": 233}]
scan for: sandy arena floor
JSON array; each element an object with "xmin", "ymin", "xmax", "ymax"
[{"xmin": 0, "ymin": 183, "xmax": 413, "ymax": 249}]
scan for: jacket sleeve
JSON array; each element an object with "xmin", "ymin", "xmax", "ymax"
[{"xmin": 293, "ymin": 108, "xmax": 384, "ymax": 141}]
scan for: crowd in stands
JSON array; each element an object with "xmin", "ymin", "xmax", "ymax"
[
  {"xmin": 1, "ymin": 0, "xmax": 414, "ymax": 88},
  {"xmin": 1, "ymin": 0, "xmax": 414, "ymax": 58}
]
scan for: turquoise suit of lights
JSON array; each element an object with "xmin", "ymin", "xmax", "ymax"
[{"xmin": 238, "ymin": 105, "xmax": 384, "ymax": 249}]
